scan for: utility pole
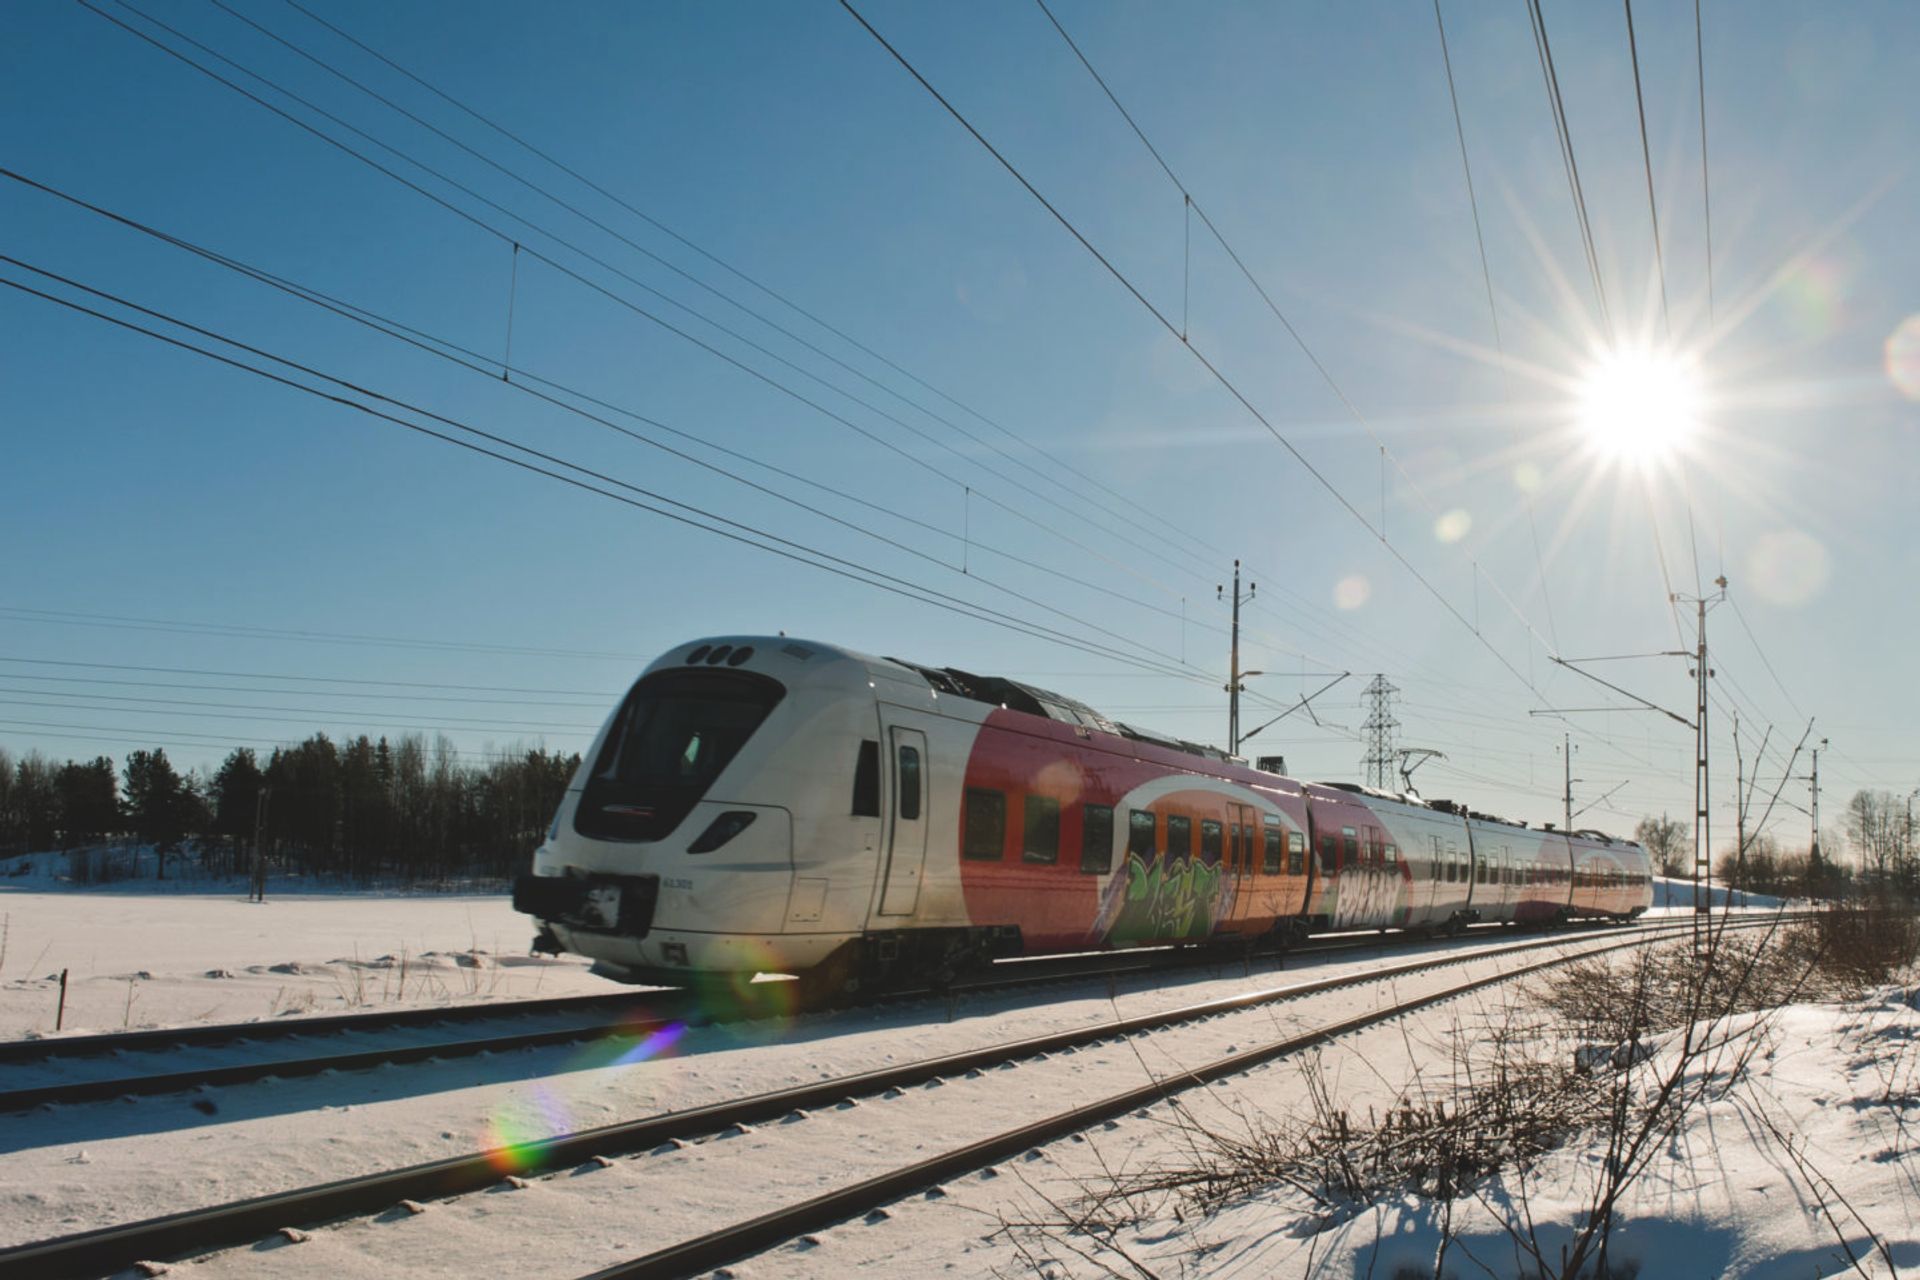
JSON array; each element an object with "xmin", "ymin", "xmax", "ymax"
[
  {"xmin": 1733, "ymin": 712, "xmax": 1745, "ymax": 892},
  {"xmin": 250, "ymin": 785, "xmax": 272, "ymax": 904},
  {"xmin": 1559, "ymin": 734, "xmax": 1580, "ymax": 832},
  {"xmin": 1361, "ymin": 675, "xmax": 1400, "ymax": 790},
  {"xmin": 1674, "ymin": 577, "xmax": 1727, "ymax": 918},
  {"xmin": 1809, "ymin": 738, "xmax": 1827, "ymax": 865},
  {"xmin": 1218, "ymin": 562, "xmax": 1256, "ymax": 756}
]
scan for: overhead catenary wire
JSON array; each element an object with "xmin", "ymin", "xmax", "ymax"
[
  {"xmin": 1622, "ymin": 0, "xmax": 1671, "ymax": 338},
  {"xmin": 3, "ymin": 167, "xmax": 1323, "ymax": 673},
  {"xmin": 842, "ymin": 0, "xmax": 1559, "ymax": 710},
  {"xmin": 271, "ymin": 0, "xmax": 1242, "ymax": 581},
  {"xmin": 0, "ymin": 671, "xmax": 609, "ymax": 709},
  {"xmin": 0, "ymin": 261, "xmax": 1245, "ymax": 692},
  {"xmin": 0, "ymin": 718, "xmax": 576, "ymax": 763},
  {"xmin": 0, "ymin": 654, "xmax": 615, "ymax": 698},
  {"xmin": 64, "ymin": 0, "xmax": 1419, "ymax": 692},
  {"xmin": 1694, "ymin": 0, "xmax": 1714, "ymax": 320},
  {"xmin": 92, "ymin": 0, "xmax": 1219, "ymax": 610}
]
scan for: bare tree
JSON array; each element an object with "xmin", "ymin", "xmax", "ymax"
[{"xmin": 1633, "ymin": 813, "xmax": 1690, "ymax": 877}]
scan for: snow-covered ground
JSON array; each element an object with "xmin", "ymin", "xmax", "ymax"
[
  {"xmin": 0, "ymin": 885, "xmax": 1863, "ymax": 1279},
  {"xmin": 0, "ymin": 886, "xmax": 603, "ymax": 1039},
  {"xmin": 0, "ymin": 921, "xmax": 1645, "ymax": 1258},
  {"xmin": 1653, "ymin": 874, "xmax": 1787, "ymax": 910}
]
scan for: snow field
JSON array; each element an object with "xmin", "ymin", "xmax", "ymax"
[{"xmin": 0, "ymin": 890, "xmax": 605, "ymax": 1039}]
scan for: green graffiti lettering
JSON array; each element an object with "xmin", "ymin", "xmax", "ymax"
[{"xmin": 1107, "ymin": 852, "xmax": 1226, "ymax": 945}]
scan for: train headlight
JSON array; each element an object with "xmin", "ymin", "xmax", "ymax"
[{"xmin": 687, "ymin": 810, "xmax": 758, "ymax": 854}]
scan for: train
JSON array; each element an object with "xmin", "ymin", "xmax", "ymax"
[{"xmin": 514, "ymin": 636, "xmax": 1653, "ymax": 996}]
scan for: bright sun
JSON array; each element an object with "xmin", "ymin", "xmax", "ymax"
[{"xmin": 1575, "ymin": 346, "xmax": 1702, "ymax": 464}]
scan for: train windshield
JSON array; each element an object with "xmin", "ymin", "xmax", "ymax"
[{"xmin": 576, "ymin": 668, "xmax": 785, "ymax": 841}]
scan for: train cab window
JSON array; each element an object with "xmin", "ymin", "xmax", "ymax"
[
  {"xmin": 1023, "ymin": 795, "xmax": 1061, "ymax": 865},
  {"xmin": 1167, "ymin": 815, "xmax": 1193, "ymax": 860},
  {"xmin": 896, "ymin": 745, "xmax": 921, "ymax": 821},
  {"xmin": 1200, "ymin": 819, "xmax": 1223, "ymax": 863},
  {"xmin": 1288, "ymin": 831, "xmax": 1306, "ymax": 875},
  {"xmin": 1319, "ymin": 833, "xmax": 1338, "ymax": 873},
  {"xmin": 1263, "ymin": 822, "xmax": 1283, "ymax": 875},
  {"xmin": 962, "ymin": 788, "xmax": 1005, "ymax": 861},
  {"xmin": 1081, "ymin": 804, "xmax": 1115, "ymax": 875},
  {"xmin": 1342, "ymin": 827, "xmax": 1359, "ymax": 867},
  {"xmin": 1128, "ymin": 809, "xmax": 1157, "ymax": 860},
  {"xmin": 851, "ymin": 740, "xmax": 881, "ymax": 817}
]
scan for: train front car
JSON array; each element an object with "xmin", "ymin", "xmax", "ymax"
[{"xmin": 515, "ymin": 637, "xmax": 889, "ymax": 987}]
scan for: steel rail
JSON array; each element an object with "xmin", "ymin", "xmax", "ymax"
[
  {"xmin": 592, "ymin": 921, "xmax": 1745, "ymax": 1280},
  {"xmin": 0, "ymin": 929, "xmax": 1486, "ymax": 1112},
  {"xmin": 0, "ymin": 912, "xmax": 1783, "ymax": 1280}
]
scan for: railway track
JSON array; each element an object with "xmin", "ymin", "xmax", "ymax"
[
  {"xmin": 0, "ymin": 911, "xmax": 1791, "ymax": 1279},
  {"xmin": 0, "ymin": 924, "xmax": 1528, "ymax": 1113}
]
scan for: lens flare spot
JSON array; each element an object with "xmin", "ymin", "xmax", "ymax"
[
  {"xmin": 1885, "ymin": 315, "xmax": 1920, "ymax": 400},
  {"xmin": 1777, "ymin": 256, "xmax": 1847, "ymax": 340},
  {"xmin": 1512, "ymin": 461, "xmax": 1543, "ymax": 494},
  {"xmin": 1433, "ymin": 509, "xmax": 1473, "ymax": 544},
  {"xmin": 1746, "ymin": 530, "xmax": 1831, "ymax": 607},
  {"xmin": 1334, "ymin": 575, "xmax": 1371, "ymax": 611}
]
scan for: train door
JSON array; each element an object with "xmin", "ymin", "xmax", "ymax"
[
  {"xmin": 876, "ymin": 726, "xmax": 928, "ymax": 916},
  {"xmin": 1221, "ymin": 802, "xmax": 1259, "ymax": 928}
]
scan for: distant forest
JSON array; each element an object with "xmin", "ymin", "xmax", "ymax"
[{"xmin": 0, "ymin": 735, "xmax": 578, "ymax": 884}]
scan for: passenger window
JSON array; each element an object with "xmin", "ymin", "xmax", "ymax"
[
  {"xmin": 1167, "ymin": 815, "xmax": 1193, "ymax": 859},
  {"xmin": 1319, "ymin": 833, "xmax": 1338, "ymax": 872},
  {"xmin": 1081, "ymin": 804, "xmax": 1114, "ymax": 875},
  {"xmin": 1201, "ymin": 819, "xmax": 1223, "ymax": 861},
  {"xmin": 1386, "ymin": 844, "xmax": 1398, "ymax": 868},
  {"xmin": 1288, "ymin": 830, "xmax": 1306, "ymax": 875},
  {"xmin": 851, "ymin": 740, "xmax": 880, "ymax": 817},
  {"xmin": 1023, "ymin": 795, "xmax": 1060, "ymax": 864},
  {"xmin": 896, "ymin": 745, "xmax": 921, "ymax": 821},
  {"xmin": 962, "ymin": 788, "xmax": 1005, "ymax": 861},
  {"xmin": 1263, "ymin": 826, "xmax": 1283, "ymax": 875},
  {"xmin": 1342, "ymin": 826, "xmax": 1359, "ymax": 865},
  {"xmin": 1128, "ymin": 809, "xmax": 1157, "ymax": 859}
]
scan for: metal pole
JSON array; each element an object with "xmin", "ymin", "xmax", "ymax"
[
  {"xmin": 1563, "ymin": 734, "xmax": 1573, "ymax": 833},
  {"xmin": 1693, "ymin": 595, "xmax": 1709, "ymax": 916},
  {"xmin": 1733, "ymin": 712, "xmax": 1746, "ymax": 893},
  {"xmin": 1230, "ymin": 560, "xmax": 1240, "ymax": 756},
  {"xmin": 1219, "ymin": 562, "xmax": 1254, "ymax": 757}
]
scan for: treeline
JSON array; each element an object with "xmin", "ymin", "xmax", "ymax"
[
  {"xmin": 1641, "ymin": 788, "xmax": 1920, "ymax": 902},
  {"xmin": 0, "ymin": 735, "xmax": 579, "ymax": 884}
]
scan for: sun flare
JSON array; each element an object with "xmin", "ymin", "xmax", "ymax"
[{"xmin": 1575, "ymin": 346, "xmax": 1702, "ymax": 465}]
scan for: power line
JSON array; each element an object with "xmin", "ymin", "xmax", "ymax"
[
  {"xmin": 1622, "ymin": 0, "xmax": 1671, "ymax": 337},
  {"xmin": 1694, "ymin": 0, "xmax": 1715, "ymax": 321},
  {"xmin": 89, "ymin": 0, "xmax": 1220, "ymax": 609},
  {"xmin": 1525, "ymin": 0, "xmax": 1612, "ymax": 336},
  {"xmin": 0, "ymin": 691, "xmax": 599, "ymax": 734},
  {"xmin": 1, "ymin": 167, "xmax": 1235, "ymax": 665},
  {"xmin": 1430, "ymin": 0, "xmax": 1503, "ymax": 362},
  {"xmin": 0, "ymin": 605, "xmax": 634, "ymax": 660},
  {"xmin": 0, "ymin": 654, "xmax": 611, "ymax": 695},
  {"xmin": 0, "ymin": 718, "xmax": 576, "ymax": 763},
  {"xmin": 0, "ymin": 671, "xmax": 608, "ymax": 709},
  {"xmin": 272, "ymin": 0, "xmax": 1240, "ymax": 581},
  {"xmin": 0, "ymin": 259, "xmax": 1235, "ymax": 689},
  {"xmin": 841, "ymin": 0, "xmax": 1556, "ymax": 707}
]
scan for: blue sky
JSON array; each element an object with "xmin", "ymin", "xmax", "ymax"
[{"xmin": 3, "ymin": 0, "xmax": 1915, "ymax": 854}]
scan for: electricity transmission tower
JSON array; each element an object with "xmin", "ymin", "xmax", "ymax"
[{"xmin": 1361, "ymin": 674, "xmax": 1400, "ymax": 790}]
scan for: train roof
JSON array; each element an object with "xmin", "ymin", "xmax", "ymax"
[{"xmin": 654, "ymin": 637, "xmax": 1639, "ymax": 844}]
